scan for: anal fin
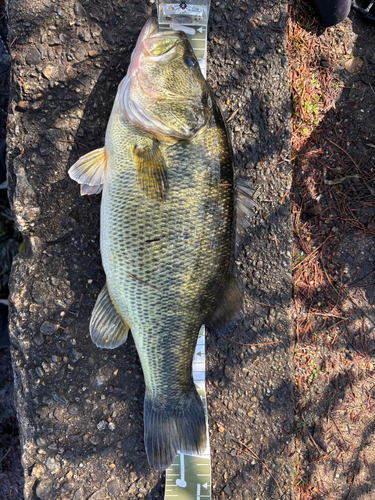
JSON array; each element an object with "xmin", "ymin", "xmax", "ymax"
[
  {"xmin": 81, "ymin": 183, "xmax": 104, "ymax": 196},
  {"xmin": 68, "ymin": 147, "xmax": 107, "ymax": 196},
  {"xmin": 134, "ymin": 140, "xmax": 168, "ymax": 202},
  {"xmin": 90, "ymin": 284, "xmax": 129, "ymax": 349}
]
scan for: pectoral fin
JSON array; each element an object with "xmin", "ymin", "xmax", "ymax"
[
  {"xmin": 236, "ymin": 177, "xmax": 257, "ymax": 248},
  {"xmin": 68, "ymin": 147, "xmax": 107, "ymax": 196},
  {"xmin": 134, "ymin": 141, "xmax": 168, "ymax": 202},
  {"xmin": 81, "ymin": 183, "xmax": 104, "ymax": 196},
  {"xmin": 90, "ymin": 284, "xmax": 130, "ymax": 349}
]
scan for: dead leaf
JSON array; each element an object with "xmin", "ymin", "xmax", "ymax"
[{"xmin": 345, "ymin": 57, "xmax": 363, "ymax": 74}]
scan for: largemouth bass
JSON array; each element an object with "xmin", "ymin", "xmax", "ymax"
[{"xmin": 69, "ymin": 18, "xmax": 255, "ymax": 471}]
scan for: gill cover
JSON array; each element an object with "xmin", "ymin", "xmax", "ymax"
[{"xmin": 119, "ymin": 18, "xmax": 211, "ymax": 140}]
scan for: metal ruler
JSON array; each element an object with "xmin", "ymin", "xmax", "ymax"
[{"xmin": 164, "ymin": 326, "xmax": 211, "ymax": 500}]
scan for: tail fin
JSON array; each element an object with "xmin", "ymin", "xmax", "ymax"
[{"xmin": 144, "ymin": 388, "xmax": 207, "ymax": 471}]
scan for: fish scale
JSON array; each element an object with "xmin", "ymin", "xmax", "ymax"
[{"xmin": 101, "ymin": 95, "xmax": 234, "ymax": 402}]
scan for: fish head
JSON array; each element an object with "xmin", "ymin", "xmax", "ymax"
[{"xmin": 120, "ymin": 18, "xmax": 212, "ymax": 141}]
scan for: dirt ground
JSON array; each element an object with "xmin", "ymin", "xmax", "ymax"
[
  {"xmin": 0, "ymin": 0, "xmax": 24, "ymax": 497},
  {"xmin": 0, "ymin": 347, "xmax": 24, "ymax": 499},
  {"xmin": 289, "ymin": 1, "xmax": 375, "ymax": 499},
  {"xmin": 1, "ymin": 1, "xmax": 375, "ymax": 500}
]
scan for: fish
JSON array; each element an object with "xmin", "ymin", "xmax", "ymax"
[{"xmin": 68, "ymin": 18, "xmax": 256, "ymax": 471}]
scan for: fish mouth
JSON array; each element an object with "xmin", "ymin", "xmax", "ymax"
[
  {"xmin": 131, "ymin": 19, "xmax": 190, "ymax": 102},
  {"xmin": 130, "ymin": 19, "xmax": 188, "ymax": 83},
  {"xmin": 129, "ymin": 18, "xmax": 158, "ymax": 78},
  {"xmin": 140, "ymin": 17, "xmax": 159, "ymax": 41},
  {"xmin": 141, "ymin": 17, "xmax": 189, "ymax": 42}
]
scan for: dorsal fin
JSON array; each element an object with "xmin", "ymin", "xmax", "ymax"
[{"xmin": 236, "ymin": 177, "xmax": 257, "ymax": 248}]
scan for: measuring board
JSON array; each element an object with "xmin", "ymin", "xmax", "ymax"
[
  {"xmin": 155, "ymin": 3, "xmax": 212, "ymax": 498},
  {"xmin": 157, "ymin": 1, "xmax": 211, "ymax": 77},
  {"xmin": 164, "ymin": 326, "xmax": 211, "ymax": 500}
]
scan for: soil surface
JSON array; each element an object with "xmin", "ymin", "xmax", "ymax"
[
  {"xmin": 5, "ymin": 0, "xmax": 292, "ymax": 500},
  {"xmin": 290, "ymin": 3, "xmax": 375, "ymax": 500},
  {"xmin": 3, "ymin": 0, "xmax": 375, "ymax": 500},
  {"xmin": 0, "ymin": 345, "xmax": 24, "ymax": 499}
]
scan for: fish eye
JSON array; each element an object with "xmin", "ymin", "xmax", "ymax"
[{"xmin": 184, "ymin": 57, "xmax": 196, "ymax": 68}]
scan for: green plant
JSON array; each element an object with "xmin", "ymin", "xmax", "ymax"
[
  {"xmin": 310, "ymin": 76, "xmax": 320, "ymax": 89},
  {"xmin": 308, "ymin": 361, "xmax": 320, "ymax": 381},
  {"xmin": 293, "ymin": 36, "xmax": 304, "ymax": 52},
  {"xmin": 302, "ymin": 96, "xmax": 320, "ymax": 115},
  {"xmin": 296, "ymin": 473, "xmax": 308, "ymax": 488}
]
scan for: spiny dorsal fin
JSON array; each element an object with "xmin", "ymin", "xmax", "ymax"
[
  {"xmin": 236, "ymin": 177, "xmax": 257, "ymax": 246},
  {"xmin": 133, "ymin": 140, "xmax": 168, "ymax": 202},
  {"xmin": 68, "ymin": 147, "xmax": 107, "ymax": 196},
  {"xmin": 90, "ymin": 284, "xmax": 130, "ymax": 349}
]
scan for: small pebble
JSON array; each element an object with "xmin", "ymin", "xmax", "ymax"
[
  {"xmin": 35, "ymin": 478, "xmax": 54, "ymax": 499},
  {"xmin": 45, "ymin": 457, "xmax": 61, "ymax": 475},
  {"xmin": 68, "ymin": 404, "xmax": 80, "ymax": 415},
  {"xmin": 97, "ymin": 420, "xmax": 107, "ymax": 431},
  {"xmin": 36, "ymin": 437, "xmax": 47, "ymax": 447},
  {"xmin": 40, "ymin": 322, "xmax": 59, "ymax": 336},
  {"xmin": 73, "ymin": 488, "xmax": 84, "ymax": 500},
  {"xmin": 52, "ymin": 393, "xmax": 68, "ymax": 406}
]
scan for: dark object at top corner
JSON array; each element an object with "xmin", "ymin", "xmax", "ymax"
[
  {"xmin": 352, "ymin": 0, "xmax": 375, "ymax": 24},
  {"xmin": 311, "ymin": 0, "xmax": 351, "ymax": 27}
]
